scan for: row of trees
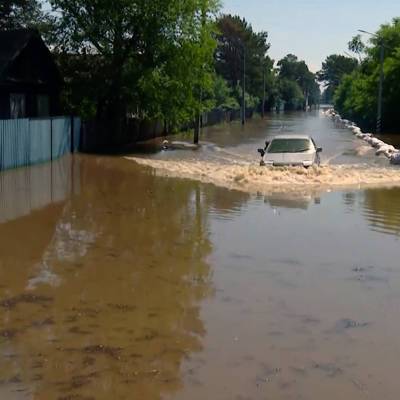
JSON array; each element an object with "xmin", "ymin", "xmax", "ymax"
[
  {"xmin": 318, "ymin": 18, "xmax": 400, "ymax": 132},
  {"xmin": 2, "ymin": 0, "xmax": 320, "ymax": 135}
]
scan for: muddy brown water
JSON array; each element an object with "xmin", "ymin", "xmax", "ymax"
[{"xmin": 1, "ymin": 112, "xmax": 400, "ymax": 400}]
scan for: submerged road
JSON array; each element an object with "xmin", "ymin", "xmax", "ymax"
[
  {"xmin": 129, "ymin": 110, "xmax": 400, "ymax": 194},
  {"xmin": 0, "ymin": 111, "xmax": 400, "ymax": 400},
  {"xmin": 134, "ymin": 110, "xmax": 400, "ymax": 167}
]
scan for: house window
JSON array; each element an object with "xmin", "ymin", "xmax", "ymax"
[
  {"xmin": 37, "ymin": 94, "xmax": 50, "ymax": 117},
  {"xmin": 10, "ymin": 93, "xmax": 26, "ymax": 118}
]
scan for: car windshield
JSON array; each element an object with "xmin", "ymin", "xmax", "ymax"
[{"xmin": 267, "ymin": 138, "xmax": 311, "ymax": 154}]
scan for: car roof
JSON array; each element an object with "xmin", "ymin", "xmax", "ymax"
[{"xmin": 270, "ymin": 135, "xmax": 312, "ymax": 140}]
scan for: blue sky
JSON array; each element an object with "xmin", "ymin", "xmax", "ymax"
[{"xmin": 222, "ymin": 0, "xmax": 400, "ymax": 72}]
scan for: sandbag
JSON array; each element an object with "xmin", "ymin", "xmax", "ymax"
[
  {"xmin": 376, "ymin": 145, "xmax": 395, "ymax": 156},
  {"xmin": 390, "ymin": 152, "xmax": 400, "ymax": 165}
]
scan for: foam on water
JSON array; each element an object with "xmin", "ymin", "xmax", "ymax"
[{"xmin": 126, "ymin": 156, "xmax": 400, "ymax": 195}]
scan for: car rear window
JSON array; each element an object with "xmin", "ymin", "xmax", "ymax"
[{"xmin": 268, "ymin": 138, "xmax": 311, "ymax": 153}]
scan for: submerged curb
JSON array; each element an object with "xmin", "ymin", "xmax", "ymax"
[{"xmin": 323, "ymin": 109, "xmax": 400, "ymax": 165}]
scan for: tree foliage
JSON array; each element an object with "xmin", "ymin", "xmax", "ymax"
[
  {"xmin": 0, "ymin": 0, "xmax": 45, "ymax": 30},
  {"xmin": 49, "ymin": 0, "xmax": 219, "ymax": 128},
  {"xmin": 335, "ymin": 18, "xmax": 400, "ymax": 132},
  {"xmin": 348, "ymin": 34, "xmax": 366, "ymax": 62},
  {"xmin": 215, "ymin": 14, "xmax": 272, "ymax": 109},
  {"xmin": 212, "ymin": 75, "xmax": 240, "ymax": 111},
  {"xmin": 277, "ymin": 54, "xmax": 320, "ymax": 110},
  {"xmin": 2, "ymin": 1, "xmax": 322, "ymax": 136},
  {"xmin": 317, "ymin": 54, "xmax": 358, "ymax": 103}
]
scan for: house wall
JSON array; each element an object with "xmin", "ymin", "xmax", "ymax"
[
  {"xmin": 0, "ymin": 35, "xmax": 61, "ymax": 119},
  {"xmin": 0, "ymin": 91, "xmax": 10, "ymax": 118},
  {"xmin": 0, "ymin": 85, "xmax": 60, "ymax": 119}
]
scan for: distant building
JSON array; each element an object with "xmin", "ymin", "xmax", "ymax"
[{"xmin": 0, "ymin": 29, "xmax": 62, "ymax": 119}]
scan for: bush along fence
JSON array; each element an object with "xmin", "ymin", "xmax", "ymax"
[{"xmin": 0, "ymin": 116, "xmax": 81, "ymax": 171}]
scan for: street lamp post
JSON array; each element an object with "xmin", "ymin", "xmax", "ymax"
[{"xmin": 358, "ymin": 29, "xmax": 384, "ymax": 134}]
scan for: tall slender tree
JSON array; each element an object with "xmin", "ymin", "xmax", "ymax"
[
  {"xmin": 317, "ymin": 54, "xmax": 358, "ymax": 99},
  {"xmin": 215, "ymin": 14, "xmax": 272, "ymax": 105}
]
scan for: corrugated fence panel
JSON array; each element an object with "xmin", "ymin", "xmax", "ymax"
[
  {"xmin": 30, "ymin": 119, "xmax": 51, "ymax": 164},
  {"xmin": 52, "ymin": 117, "xmax": 71, "ymax": 160},
  {"xmin": 0, "ymin": 119, "xmax": 30, "ymax": 170},
  {"xmin": 0, "ymin": 116, "xmax": 80, "ymax": 172}
]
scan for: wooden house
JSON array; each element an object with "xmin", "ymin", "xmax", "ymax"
[{"xmin": 0, "ymin": 29, "xmax": 62, "ymax": 119}]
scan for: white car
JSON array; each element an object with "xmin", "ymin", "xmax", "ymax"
[{"xmin": 258, "ymin": 135, "xmax": 322, "ymax": 167}]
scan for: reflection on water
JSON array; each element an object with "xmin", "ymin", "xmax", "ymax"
[
  {"xmin": 362, "ymin": 188, "xmax": 400, "ymax": 237},
  {"xmin": 0, "ymin": 157, "xmax": 218, "ymax": 399},
  {"xmin": 263, "ymin": 192, "xmax": 321, "ymax": 210},
  {"xmin": 0, "ymin": 156, "xmax": 78, "ymax": 224},
  {"xmin": 0, "ymin": 151, "xmax": 400, "ymax": 399}
]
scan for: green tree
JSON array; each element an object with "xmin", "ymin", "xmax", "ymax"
[
  {"xmin": 212, "ymin": 75, "xmax": 240, "ymax": 111},
  {"xmin": 215, "ymin": 14, "xmax": 272, "ymax": 109},
  {"xmin": 278, "ymin": 78, "xmax": 304, "ymax": 110},
  {"xmin": 49, "ymin": 0, "xmax": 220, "ymax": 133},
  {"xmin": 335, "ymin": 18, "xmax": 400, "ymax": 132},
  {"xmin": 317, "ymin": 54, "xmax": 358, "ymax": 100},
  {"xmin": 348, "ymin": 34, "xmax": 366, "ymax": 62},
  {"xmin": 277, "ymin": 54, "xmax": 319, "ymax": 110},
  {"xmin": 0, "ymin": 0, "xmax": 45, "ymax": 30}
]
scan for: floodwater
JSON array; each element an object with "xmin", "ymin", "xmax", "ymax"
[
  {"xmin": 133, "ymin": 110, "xmax": 393, "ymax": 166},
  {"xmin": 1, "ymin": 111, "xmax": 400, "ymax": 400},
  {"xmin": 129, "ymin": 111, "xmax": 400, "ymax": 194}
]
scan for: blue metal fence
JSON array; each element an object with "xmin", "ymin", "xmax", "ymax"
[{"xmin": 0, "ymin": 116, "xmax": 80, "ymax": 171}]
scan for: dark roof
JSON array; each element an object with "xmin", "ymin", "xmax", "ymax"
[{"xmin": 0, "ymin": 29, "xmax": 40, "ymax": 79}]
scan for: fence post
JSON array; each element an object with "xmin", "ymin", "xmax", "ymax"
[
  {"xmin": 27, "ymin": 118, "xmax": 30, "ymax": 167},
  {"xmin": 0, "ymin": 122, "xmax": 2, "ymax": 171},
  {"xmin": 50, "ymin": 117, "xmax": 53, "ymax": 161}
]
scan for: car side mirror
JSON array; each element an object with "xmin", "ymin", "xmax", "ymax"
[
  {"xmin": 258, "ymin": 148, "xmax": 265, "ymax": 157},
  {"xmin": 316, "ymin": 147, "xmax": 323, "ymax": 153}
]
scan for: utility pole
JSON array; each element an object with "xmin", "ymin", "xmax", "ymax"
[
  {"xmin": 358, "ymin": 29, "xmax": 385, "ymax": 134},
  {"xmin": 195, "ymin": 6, "xmax": 206, "ymax": 144},
  {"xmin": 305, "ymin": 90, "xmax": 309, "ymax": 111},
  {"xmin": 194, "ymin": 111, "xmax": 200, "ymax": 144},
  {"xmin": 242, "ymin": 44, "xmax": 246, "ymax": 125},
  {"xmin": 194, "ymin": 87, "xmax": 202, "ymax": 145},
  {"xmin": 262, "ymin": 66, "xmax": 266, "ymax": 118},
  {"xmin": 377, "ymin": 41, "xmax": 384, "ymax": 134}
]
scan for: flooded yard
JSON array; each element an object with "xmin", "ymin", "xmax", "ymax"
[{"xmin": 1, "ymin": 111, "xmax": 400, "ymax": 399}]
